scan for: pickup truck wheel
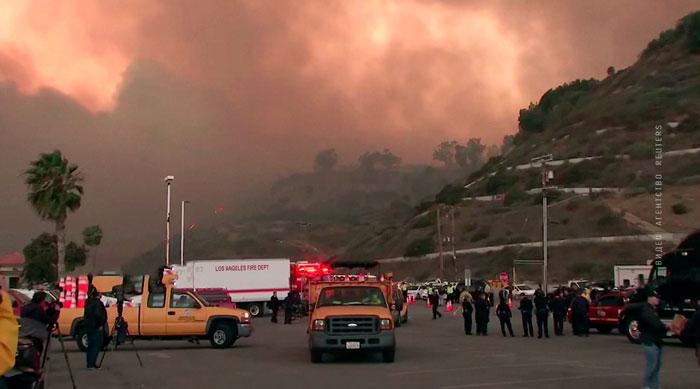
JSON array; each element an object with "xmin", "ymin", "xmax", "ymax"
[
  {"xmin": 310, "ymin": 349, "xmax": 323, "ymax": 363},
  {"xmin": 209, "ymin": 323, "xmax": 237, "ymax": 349},
  {"xmin": 382, "ymin": 347, "xmax": 395, "ymax": 363},
  {"xmin": 626, "ymin": 319, "xmax": 642, "ymax": 344},
  {"xmin": 75, "ymin": 328, "xmax": 88, "ymax": 352}
]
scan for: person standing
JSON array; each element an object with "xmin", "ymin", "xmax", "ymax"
[
  {"xmin": 84, "ymin": 288, "xmax": 107, "ymax": 369},
  {"xmin": 638, "ymin": 290, "xmax": 671, "ymax": 389},
  {"xmin": 459, "ymin": 288, "xmax": 474, "ymax": 335},
  {"xmin": 570, "ymin": 290, "xmax": 590, "ymax": 336},
  {"xmin": 496, "ymin": 298, "xmax": 514, "ymax": 337},
  {"xmin": 534, "ymin": 289, "xmax": 549, "ymax": 338},
  {"xmin": 549, "ymin": 291, "xmax": 566, "ymax": 336},
  {"xmin": 474, "ymin": 292, "xmax": 490, "ymax": 336},
  {"xmin": 518, "ymin": 293, "xmax": 534, "ymax": 337},
  {"xmin": 283, "ymin": 291, "xmax": 294, "ymax": 324},
  {"xmin": 269, "ymin": 292, "xmax": 280, "ymax": 323},
  {"xmin": 429, "ymin": 290, "xmax": 442, "ymax": 319},
  {"xmin": 679, "ymin": 297, "xmax": 700, "ymax": 367}
]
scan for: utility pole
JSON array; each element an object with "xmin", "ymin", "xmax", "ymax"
[
  {"xmin": 164, "ymin": 176, "xmax": 175, "ymax": 266},
  {"xmin": 180, "ymin": 200, "xmax": 190, "ymax": 266},
  {"xmin": 531, "ymin": 154, "xmax": 554, "ymax": 293},
  {"xmin": 436, "ymin": 206, "xmax": 444, "ymax": 277},
  {"xmin": 450, "ymin": 207, "xmax": 457, "ymax": 279}
]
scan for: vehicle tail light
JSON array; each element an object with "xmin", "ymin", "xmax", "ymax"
[
  {"xmin": 242, "ymin": 312, "xmax": 250, "ymax": 323},
  {"xmin": 380, "ymin": 319, "xmax": 392, "ymax": 330},
  {"xmin": 313, "ymin": 319, "xmax": 325, "ymax": 331}
]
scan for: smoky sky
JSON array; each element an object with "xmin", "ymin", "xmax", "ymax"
[{"xmin": 1, "ymin": 0, "xmax": 697, "ymax": 267}]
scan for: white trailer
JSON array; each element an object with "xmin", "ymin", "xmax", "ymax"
[
  {"xmin": 614, "ymin": 265, "xmax": 652, "ymax": 289},
  {"xmin": 172, "ymin": 258, "xmax": 290, "ymax": 317}
]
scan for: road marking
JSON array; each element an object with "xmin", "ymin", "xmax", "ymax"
[
  {"xmin": 439, "ymin": 372, "xmax": 638, "ymax": 388},
  {"xmin": 388, "ymin": 361, "xmax": 564, "ymax": 377},
  {"xmin": 439, "ymin": 368, "xmax": 700, "ymax": 388}
]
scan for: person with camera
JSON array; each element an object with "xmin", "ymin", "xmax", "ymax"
[
  {"xmin": 19, "ymin": 292, "xmax": 59, "ymax": 346},
  {"xmin": 84, "ymin": 287, "xmax": 107, "ymax": 370}
]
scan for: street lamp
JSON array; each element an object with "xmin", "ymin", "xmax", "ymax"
[
  {"xmin": 180, "ymin": 200, "xmax": 190, "ymax": 266},
  {"xmin": 164, "ymin": 175, "xmax": 175, "ymax": 266}
]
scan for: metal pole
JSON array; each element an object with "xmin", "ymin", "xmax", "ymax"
[
  {"xmin": 542, "ymin": 166, "xmax": 548, "ymax": 293},
  {"xmin": 437, "ymin": 206, "xmax": 444, "ymax": 276},
  {"xmin": 180, "ymin": 200, "xmax": 184, "ymax": 266},
  {"xmin": 450, "ymin": 207, "xmax": 457, "ymax": 279},
  {"xmin": 166, "ymin": 181, "xmax": 172, "ymax": 266}
]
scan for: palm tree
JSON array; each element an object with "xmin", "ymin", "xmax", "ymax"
[
  {"xmin": 83, "ymin": 225, "xmax": 103, "ymax": 272},
  {"xmin": 25, "ymin": 151, "xmax": 83, "ymax": 280}
]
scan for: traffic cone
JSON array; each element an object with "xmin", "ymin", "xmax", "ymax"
[
  {"xmin": 446, "ymin": 300, "xmax": 453, "ymax": 312},
  {"xmin": 426, "ymin": 299, "xmax": 431, "ymax": 308},
  {"xmin": 508, "ymin": 297, "xmax": 513, "ymax": 308}
]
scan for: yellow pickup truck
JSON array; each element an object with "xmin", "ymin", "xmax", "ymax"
[
  {"xmin": 307, "ymin": 275, "xmax": 396, "ymax": 363},
  {"xmin": 57, "ymin": 274, "xmax": 253, "ymax": 351}
]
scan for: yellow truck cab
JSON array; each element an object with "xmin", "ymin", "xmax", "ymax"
[
  {"xmin": 57, "ymin": 273, "xmax": 253, "ymax": 351},
  {"xmin": 307, "ymin": 274, "xmax": 396, "ymax": 363}
]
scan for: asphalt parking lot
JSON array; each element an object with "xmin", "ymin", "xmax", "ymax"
[{"xmin": 46, "ymin": 302, "xmax": 700, "ymax": 389}]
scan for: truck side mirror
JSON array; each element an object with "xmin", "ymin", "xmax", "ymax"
[{"xmin": 309, "ymin": 303, "xmax": 315, "ymax": 311}]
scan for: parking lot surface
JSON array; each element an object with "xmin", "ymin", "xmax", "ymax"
[{"xmin": 46, "ymin": 302, "xmax": 700, "ymax": 388}]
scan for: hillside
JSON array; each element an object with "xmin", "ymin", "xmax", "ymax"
[{"xmin": 125, "ymin": 12, "xmax": 700, "ymax": 281}]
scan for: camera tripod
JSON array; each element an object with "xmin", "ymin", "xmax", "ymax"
[
  {"xmin": 29, "ymin": 323, "xmax": 76, "ymax": 389},
  {"xmin": 98, "ymin": 315, "xmax": 143, "ymax": 368}
]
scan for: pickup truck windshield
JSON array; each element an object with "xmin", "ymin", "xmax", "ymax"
[{"xmin": 317, "ymin": 286, "xmax": 387, "ymax": 307}]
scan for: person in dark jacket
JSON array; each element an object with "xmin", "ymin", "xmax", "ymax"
[
  {"xmin": 429, "ymin": 290, "xmax": 442, "ymax": 319},
  {"xmin": 283, "ymin": 291, "xmax": 294, "ymax": 324},
  {"xmin": 638, "ymin": 290, "xmax": 670, "ymax": 389},
  {"xmin": 20, "ymin": 291, "xmax": 59, "ymax": 326},
  {"xmin": 269, "ymin": 292, "xmax": 280, "ymax": 323},
  {"xmin": 459, "ymin": 289, "xmax": 473, "ymax": 335},
  {"xmin": 570, "ymin": 290, "xmax": 590, "ymax": 336},
  {"xmin": 549, "ymin": 291, "xmax": 567, "ymax": 336},
  {"xmin": 496, "ymin": 298, "xmax": 514, "ymax": 337},
  {"xmin": 84, "ymin": 289, "xmax": 107, "ymax": 369},
  {"xmin": 474, "ymin": 292, "xmax": 490, "ymax": 336},
  {"xmin": 679, "ymin": 298, "xmax": 700, "ymax": 368},
  {"xmin": 518, "ymin": 293, "xmax": 534, "ymax": 337},
  {"xmin": 533, "ymin": 289, "xmax": 549, "ymax": 338}
]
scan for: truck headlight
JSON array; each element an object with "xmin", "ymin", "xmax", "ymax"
[
  {"xmin": 313, "ymin": 319, "xmax": 325, "ymax": 331},
  {"xmin": 380, "ymin": 319, "xmax": 392, "ymax": 330}
]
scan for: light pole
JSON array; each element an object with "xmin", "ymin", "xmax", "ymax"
[
  {"xmin": 180, "ymin": 200, "xmax": 190, "ymax": 266},
  {"xmin": 164, "ymin": 175, "xmax": 175, "ymax": 266},
  {"xmin": 531, "ymin": 154, "xmax": 554, "ymax": 292}
]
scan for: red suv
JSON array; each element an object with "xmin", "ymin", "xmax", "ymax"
[{"xmin": 588, "ymin": 292, "xmax": 627, "ymax": 334}]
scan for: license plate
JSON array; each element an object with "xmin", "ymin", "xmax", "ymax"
[{"xmin": 345, "ymin": 341, "xmax": 360, "ymax": 350}]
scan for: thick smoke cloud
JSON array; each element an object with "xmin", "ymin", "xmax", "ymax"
[{"xmin": 0, "ymin": 1, "xmax": 697, "ymax": 266}]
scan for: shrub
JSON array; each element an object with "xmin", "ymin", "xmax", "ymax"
[
  {"xmin": 463, "ymin": 222, "xmax": 478, "ymax": 233},
  {"xmin": 435, "ymin": 184, "xmax": 466, "ymax": 205},
  {"xmin": 404, "ymin": 237, "xmax": 435, "ymax": 257},
  {"xmin": 518, "ymin": 104, "xmax": 546, "ymax": 133},
  {"xmin": 504, "ymin": 187, "xmax": 529, "ymax": 206},
  {"xmin": 627, "ymin": 143, "xmax": 654, "ymax": 160},
  {"xmin": 412, "ymin": 212, "xmax": 436, "ymax": 228},
  {"xmin": 597, "ymin": 211, "xmax": 622, "ymax": 226},
  {"xmin": 565, "ymin": 200, "xmax": 579, "ymax": 211},
  {"xmin": 471, "ymin": 230, "xmax": 490, "ymax": 242},
  {"xmin": 485, "ymin": 173, "xmax": 519, "ymax": 195},
  {"xmin": 672, "ymin": 202, "xmax": 689, "ymax": 215}
]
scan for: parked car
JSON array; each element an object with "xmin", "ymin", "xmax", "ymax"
[
  {"xmin": 5, "ymin": 289, "xmax": 30, "ymax": 317},
  {"xmin": 407, "ymin": 285, "xmax": 428, "ymax": 300},
  {"xmin": 512, "ymin": 284, "xmax": 536, "ymax": 297}
]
